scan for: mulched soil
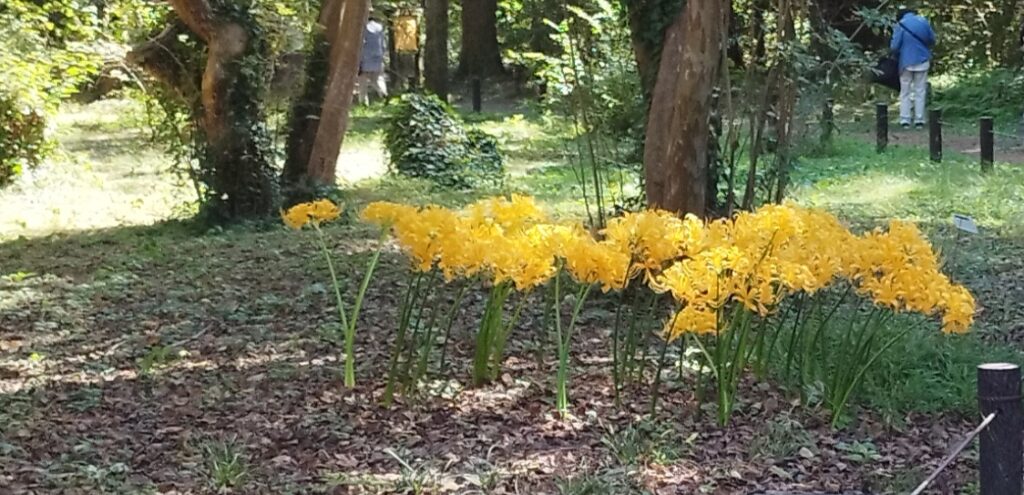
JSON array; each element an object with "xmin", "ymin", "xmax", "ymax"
[{"xmin": 0, "ymin": 224, "xmax": 990, "ymax": 494}]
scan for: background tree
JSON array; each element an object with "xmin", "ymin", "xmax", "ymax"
[
  {"xmin": 423, "ymin": 0, "xmax": 449, "ymax": 98},
  {"xmin": 154, "ymin": 0, "xmax": 279, "ymax": 220},
  {"xmin": 459, "ymin": 0, "xmax": 504, "ymax": 77},
  {"xmin": 636, "ymin": 0, "xmax": 728, "ymax": 216},
  {"xmin": 282, "ymin": 0, "xmax": 370, "ymax": 202}
]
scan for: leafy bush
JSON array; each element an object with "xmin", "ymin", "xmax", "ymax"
[
  {"xmin": 934, "ymin": 69, "xmax": 1024, "ymax": 122},
  {"xmin": 383, "ymin": 93, "xmax": 504, "ymax": 189},
  {"xmin": 0, "ymin": 92, "xmax": 50, "ymax": 186}
]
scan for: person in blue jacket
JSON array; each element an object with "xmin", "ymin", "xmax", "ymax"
[{"xmin": 891, "ymin": 8, "xmax": 936, "ymax": 129}]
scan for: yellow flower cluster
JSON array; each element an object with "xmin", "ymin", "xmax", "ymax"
[
  {"xmin": 282, "ymin": 199, "xmax": 342, "ymax": 229},
  {"xmin": 652, "ymin": 205, "xmax": 975, "ymax": 338},
  {"xmin": 360, "ymin": 196, "xmax": 976, "ymax": 336}
]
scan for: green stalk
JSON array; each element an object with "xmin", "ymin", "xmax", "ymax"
[
  {"xmin": 783, "ymin": 294, "xmax": 807, "ymax": 378},
  {"xmin": 830, "ymin": 319, "xmax": 909, "ymax": 427},
  {"xmin": 383, "ymin": 272, "xmax": 424, "ymax": 406},
  {"xmin": 473, "ymin": 283, "xmax": 510, "ymax": 387},
  {"xmin": 634, "ymin": 293, "xmax": 660, "ymax": 382},
  {"xmin": 340, "ymin": 231, "xmax": 385, "ymax": 388},
  {"xmin": 757, "ymin": 300, "xmax": 795, "ymax": 378},
  {"xmin": 829, "ymin": 305, "xmax": 877, "ymax": 408},
  {"xmin": 677, "ymin": 337, "xmax": 687, "ymax": 381},
  {"xmin": 555, "ymin": 281, "xmax": 593, "ymax": 415},
  {"xmin": 400, "ymin": 270, "xmax": 439, "ymax": 387},
  {"xmin": 313, "ymin": 225, "xmax": 349, "ymax": 339},
  {"xmin": 621, "ymin": 291, "xmax": 645, "ymax": 381},
  {"xmin": 409, "ymin": 281, "xmax": 449, "ymax": 391},
  {"xmin": 611, "ymin": 291, "xmax": 626, "ymax": 406},
  {"xmin": 436, "ymin": 285, "xmax": 467, "ymax": 373},
  {"xmin": 722, "ymin": 310, "xmax": 753, "ymax": 426},
  {"xmin": 490, "ymin": 293, "xmax": 529, "ymax": 381},
  {"xmin": 648, "ymin": 335, "xmax": 671, "ymax": 416}
]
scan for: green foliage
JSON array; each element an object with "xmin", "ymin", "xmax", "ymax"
[
  {"xmin": 748, "ymin": 414, "xmax": 815, "ymax": 460},
  {"xmin": 515, "ymin": 0, "xmax": 645, "ymax": 221},
  {"xmin": 202, "ymin": 438, "xmax": 248, "ymax": 490},
  {"xmin": 0, "ymin": 92, "xmax": 51, "ymax": 186},
  {"xmin": 600, "ymin": 419, "xmax": 683, "ymax": 466},
  {"xmin": 934, "ymin": 69, "xmax": 1024, "ymax": 122},
  {"xmin": 384, "ymin": 93, "xmax": 505, "ymax": 189}
]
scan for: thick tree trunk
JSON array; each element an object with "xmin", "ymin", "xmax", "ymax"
[
  {"xmin": 642, "ymin": 0, "xmax": 727, "ymax": 217},
  {"xmin": 458, "ymin": 0, "xmax": 503, "ymax": 77},
  {"xmin": 282, "ymin": 0, "xmax": 369, "ymax": 202},
  {"xmin": 161, "ymin": 0, "xmax": 278, "ymax": 220},
  {"xmin": 424, "ymin": 0, "xmax": 450, "ymax": 98}
]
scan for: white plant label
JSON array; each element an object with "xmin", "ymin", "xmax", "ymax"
[{"xmin": 952, "ymin": 214, "xmax": 979, "ymax": 234}]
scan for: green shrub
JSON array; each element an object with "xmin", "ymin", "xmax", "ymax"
[
  {"xmin": 383, "ymin": 93, "xmax": 504, "ymax": 189},
  {"xmin": 0, "ymin": 91, "xmax": 50, "ymax": 186},
  {"xmin": 934, "ymin": 69, "xmax": 1024, "ymax": 122}
]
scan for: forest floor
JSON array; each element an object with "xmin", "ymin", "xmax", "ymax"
[{"xmin": 2, "ymin": 99, "xmax": 1024, "ymax": 494}]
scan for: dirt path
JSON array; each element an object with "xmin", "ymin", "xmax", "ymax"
[{"xmin": 854, "ymin": 123, "xmax": 1024, "ymax": 164}]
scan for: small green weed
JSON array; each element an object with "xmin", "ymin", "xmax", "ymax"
[
  {"xmin": 67, "ymin": 387, "xmax": 102, "ymax": 412},
  {"xmin": 556, "ymin": 468, "xmax": 647, "ymax": 495},
  {"xmin": 836, "ymin": 440, "xmax": 881, "ymax": 463},
  {"xmin": 137, "ymin": 345, "xmax": 179, "ymax": 375},
  {"xmin": 384, "ymin": 448, "xmax": 436, "ymax": 495},
  {"xmin": 749, "ymin": 415, "xmax": 815, "ymax": 460},
  {"xmin": 202, "ymin": 438, "xmax": 248, "ymax": 490},
  {"xmin": 600, "ymin": 419, "xmax": 683, "ymax": 466}
]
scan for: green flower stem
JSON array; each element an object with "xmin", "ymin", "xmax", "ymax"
[{"xmin": 555, "ymin": 277, "xmax": 593, "ymax": 416}]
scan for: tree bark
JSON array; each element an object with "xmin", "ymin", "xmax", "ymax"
[
  {"xmin": 424, "ymin": 0, "xmax": 450, "ymax": 98},
  {"xmin": 282, "ymin": 0, "xmax": 370, "ymax": 202},
  {"xmin": 991, "ymin": 0, "xmax": 1021, "ymax": 66},
  {"xmin": 642, "ymin": 0, "xmax": 727, "ymax": 217},
  {"xmin": 151, "ymin": 0, "xmax": 278, "ymax": 220},
  {"xmin": 458, "ymin": 0, "xmax": 504, "ymax": 77}
]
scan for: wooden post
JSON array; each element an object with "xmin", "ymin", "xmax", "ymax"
[
  {"xmin": 472, "ymin": 77, "xmax": 482, "ymax": 113},
  {"xmin": 929, "ymin": 109, "xmax": 942, "ymax": 162},
  {"xmin": 821, "ymin": 98, "xmax": 834, "ymax": 145},
  {"xmin": 978, "ymin": 363, "xmax": 1022, "ymax": 495},
  {"xmin": 980, "ymin": 117, "xmax": 994, "ymax": 173},
  {"xmin": 876, "ymin": 102, "xmax": 888, "ymax": 153}
]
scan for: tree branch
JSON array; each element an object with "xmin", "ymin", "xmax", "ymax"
[{"xmin": 166, "ymin": 0, "xmax": 216, "ymax": 43}]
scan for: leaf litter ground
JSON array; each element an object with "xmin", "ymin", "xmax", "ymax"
[{"xmin": 0, "ymin": 222, "xmax": 995, "ymax": 494}]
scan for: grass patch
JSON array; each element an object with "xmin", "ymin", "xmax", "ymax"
[{"xmin": 793, "ymin": 138, "xmax": 1024, "ymax": 234}]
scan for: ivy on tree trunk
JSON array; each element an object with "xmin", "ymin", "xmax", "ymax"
[
  {"xmin": 282, "ymin": 0, "xmax": 370, "ymax": 203},
  {"xmin": 154, "ymin": 0, "xmax": 278, "ymax": 221}
]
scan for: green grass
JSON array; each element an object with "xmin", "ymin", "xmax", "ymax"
[{"xmin": 792, "ymin": 138, "xmax": 1024, "ymax": 234}]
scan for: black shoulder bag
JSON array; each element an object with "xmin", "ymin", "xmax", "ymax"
[{"xmin": 870, "ymin": 21, "xmax": 930, "ymax": 91}]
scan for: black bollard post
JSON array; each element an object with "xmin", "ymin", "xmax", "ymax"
[
  {"xmin": 978, "ymin": 363, "xmax": 1022, "ymax": 495},
  {"xmin": 876, "ymin": 102, "xmax": 888, "ymax": 153},
  {"xmin": 929, "ymin": 109, "xmax": 942, "ymax": 162},
  {"xmin": 472, "ymin": 78, "xmax": 482, "ymax": 113},
  {"xmin": 980, "ymin": 117, "xmax": 994, "ymax": 173},
  {"xmin": 821, "ymin": 98, "xmax": 835, "ymax": 145},
  {"xmin": 926, "ymin": 82, "xmax": 933, "ymax": 108}
]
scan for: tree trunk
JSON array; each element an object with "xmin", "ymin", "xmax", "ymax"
[
  {"xmin": 424, "ymin": 0, "xmax": 449, "ymax": 98},
  {"xmin": 991, "ymin": 0, "xmax": 1021, "ymax": 66},
  {"xmin": 458, "ymin": 0, "xmax": 504, "ymax": 77},
  {"xmin": 642, "ymin": 0, "xmax": 727, "ymax": 217},
  {"xmin": 165, "ymin": 0, "xmax": 278, "ymax": 220},
  {"xmin": 281, "ymin": 0, "xmax": 370, "ymax": 202}
]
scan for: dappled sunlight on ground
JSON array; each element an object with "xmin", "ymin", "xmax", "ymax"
[{"xmin": 0, "ymin": 100, "xmax": 191, "ymax": 240}]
